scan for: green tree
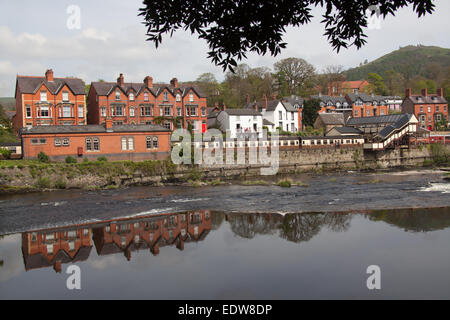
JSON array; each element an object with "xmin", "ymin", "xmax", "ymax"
[
  {"xmin": 302, "ymin": 99, "xmax": 321, "ymax": 128},
  {"xmin": 274, "ymin": 57, "xmax": 316, "ymax": 96},
  {"xmin": 196, "ymin": 73, "xmax": 221, "ymax": 107},
  {"xmin": 140, "ymin": 1, "xmax": 435, "ymax": 71},
  {"xmin": 367, "ymin": 73, "xmax": 388, "ymax": 95}
]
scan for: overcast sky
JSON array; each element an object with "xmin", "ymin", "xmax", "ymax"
[{"xmin": 0, "ymin": 0, "xmax": 449, "ymax": 96}]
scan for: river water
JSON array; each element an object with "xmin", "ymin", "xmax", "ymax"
[{"xmin": 0, "ymin": 169, "xmax": 449, "ymax": 299}]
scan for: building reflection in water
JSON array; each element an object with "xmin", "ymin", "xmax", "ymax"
[
  {"xmin": 21, "ymin": 210, "xmax": 211, "ymax": 272},
  {"xmin": 21, "ymin": 207, "xmax": 449, "ymax": 273}
]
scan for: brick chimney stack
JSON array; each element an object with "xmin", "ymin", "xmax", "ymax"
[
  {"xmin": 222, "ymin": 103, "xmax": 226, "ymax": 111},
  {"xmin": 45, "ymin": 69, "xmax": 54, "ymax": 82},
  {"xmin": 273, "ymin": 94, "xmax": 277, "ymax": 100},
  {"xmin": 117, "ymin": 73, "xmax": 124, "ymax": 87},
  {"xmin": 421, "ymin": 88, "xmax": 428, "ymax": 97},
  {"xmin": 405, "ymin": 88, "xmax": 411, "ymax": 98},
  {"xmin": 437, "ymin": 88, "xmax": 443, "ymax": 97},
  {"xmin": 246, "ymin": 94, "xmax": 250, "ymax": 104},
  {"xmin": 170, "ymin": 77, "xmax": 178, "ymax": 88},
  {"xmin": 144, "ymin": 76, "xmax": 153, "ymax": 87},
  {"xmin": 263, "ymin": 94, "xmax": 268, "ymax": 109}
]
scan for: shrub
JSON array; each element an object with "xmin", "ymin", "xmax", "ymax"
[
  {"xmin": 37, "ymin": 152, "xmax": 50, "ymax": 163},
  {"xmin": 83, "ymin": 157, "xmax": 89, "ymax": 163},
  {"xmin": 277, "ymin": 179, "xmax": 292, "ymax": 188},
  {"xmin": 54, "ymin": 178, "xmax": 67, "ymax": 189},
  {"xmin": 0, "ymin": 149, "xmax": 12, "ymax": 159},
  {"xmin": 35, "ymin": 176, "xmax": 51, "ymax": 189},
  {"xmin": 65, "ymin": 156, "xmax": 77, "ymax": 164},
  {"xmin": 97, "ymin": 156, "xmax": 108, "ymax": 162}
]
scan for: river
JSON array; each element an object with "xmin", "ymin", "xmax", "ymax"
[{"xmin": 0, "ymin": 169, "xmax": 449, "ymax": 299}]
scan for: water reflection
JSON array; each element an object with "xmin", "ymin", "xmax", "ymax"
[
  {"xmin": 18, "ymin": 207, "xmax": 450, "ymax": 274},
  {"xmin": 22, "ymin": 210, "xmax": 211, "ymax": 272}
]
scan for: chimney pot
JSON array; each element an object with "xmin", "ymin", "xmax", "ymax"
[
  {"xmin": 45, "ymin": 69, "xmax": 54, "ymax": 82},
  {"xmin": 117, "ymin": 73, "xmax": 124, "ymax": 87},
  {"xmin": 170, "ymin": 77, "xmax": 178, "ymax": 88},
  {"xmin": 144, "ymin": 76, "xmax": 153, "ymax": 88}
]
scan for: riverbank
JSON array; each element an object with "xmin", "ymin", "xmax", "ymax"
[{"xmin": 0, "ymin": 144, "xmax": 449, "ymax": 194}]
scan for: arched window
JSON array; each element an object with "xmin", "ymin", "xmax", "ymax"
[
  {"xmin": 163, "ymin": 91, "xmax": 168, "ymax": 101},
  {"xmin": 115, "ymin": 91, "xmax": 120, "ymax": 100},
  {"xmin": 144, "ymin": 92, "xmax": 149, "ymax": 101},
  {"xmin": 129, "ymin": 92, "xmax": 135, "ymax": 101},
  {"xmin": 189, "ymin": 93, "xmax": 194, "ymax": 102},
  {"xmin": 176, "ymin": 93, "xmax": 181, "ymax": 102}
]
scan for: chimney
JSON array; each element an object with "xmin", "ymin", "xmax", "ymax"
[
  {"xmin": 144, "ymin": 76, "xmax": 153, "ymax": 87},
  {"xmin": 437, "ymin": 88, "xmax": 443, "ymax": 97},
  {"xmin": 246, "ymin": 94, "xmax": 250, "ymax": 104},
  {"xmin": 117, "ymin": 73, "xmax": 124, "ymax": 87},
  {"xmin": 53, "ymin": 261, "xmax": 62, "ymax": 273},
  {"xmin": 176, "ymin": 239, "xmax": 184, "ymax": 251},
  {"xmin": 105, "ymin": 117, "xmax": 113, "ymax": 131},
  {"xmin": 421, "ymin": 88, "xmax": 428, "ymax": 97},
  {"xmin": 273, "ymin": 94, "xmax": 277, "ymax": 100},
  {"xmin": 405, "ymin": 88, "xmax": 411, "ymax": 98},
  {"xmin": 151, "ymin": 245, "xmax": 160, "ymax": 256},
  {"xmin": 222, "ymin": 103, "xmax": 226, "ymax": 111},
  {"xmin": 263, "ymin": 94, "xmax": 268, "ymax": 109},
  {"xmin": 45, "ymin": 69, "xmax": 54, "ymax": 82},
  {"xmin": 170, "ymin": 77, "xmax": 178, "ymax": 88},
  {"xmin": 253, "ymin": 104, "xmax": 258, "ymax": 111}
]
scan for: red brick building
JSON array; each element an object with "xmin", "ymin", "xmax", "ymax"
[
  {"xmin": 93, "ymin": 210, "xmax": 211, "ymax": 260},
  {"xmin": 20, "ymin": 120, "xmax": 171, "ymax": 161},
  {"xmin": 22, "ymin": 227, "xmax": 92, "ymax": 272},
  {"xmin": 87, "ymin": 74, "xmax": 207, "ymax": 133},
  {"xmin": 401, "ymin": 88, "xmax": 448, "ymax": 131},
  {"xmin": 13, "ymin": 69, "xmax": 86, "ymax": 134},
  {"xmin": 345, "ymin": 93, "xmax": 389, "ymax": 118},
  {"xmin": 327, "ymin": 80, "xmax": 369, "ymax": 95}
]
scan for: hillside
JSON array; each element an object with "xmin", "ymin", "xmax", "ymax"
[{"xmin": 345, "ymin": 45, "xmax": 450, "ymax": 82}]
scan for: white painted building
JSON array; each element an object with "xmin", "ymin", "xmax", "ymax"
[
  {"xmin": 245, "ymin": 99, "xmax": 298, "ymax": 133},
  {"xmin": 207, "ymin": 108, "xmax": 263, "ymax": 139}
]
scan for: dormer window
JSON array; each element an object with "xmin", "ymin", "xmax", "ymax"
[
  {"xmin": 176, "ymin": 93, "xmax": 181, "ymax": 102},
  {"xmin": 373, "ymin": 101, "xmax": 377, "ymax": 106},
  {"xmin": 163, "ymin": 91, "xmax": 168, "ymax": 102},
  {"xmin": 189, "ymin": 93, "xmax": 194, "ymax": 102},
  {"xmin": 144, "ymin": 92, "xmax": 149, "ymax": 101},
  {"xmin": 129, "ymin": 92, "xmax": 135, "ymax": 101},
  {"xmin": 115, "ymin": 91, "xmax": 120, "ymax": 100},
  {"xmin": 40, "ymin": 90, "xmax": 47, "ymax": 102},
  {"xmin": 62, "ymin": 91, "xmax": 69, "ymax": 102}
]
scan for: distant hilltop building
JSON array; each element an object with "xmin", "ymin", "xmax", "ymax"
[
  {"xmin": 13, "ymin": 69, "xmax": 86, "ymax": 134},
  {"xmin": 87, "ymin": 74, "xmax": 207, "ymax": 133}
]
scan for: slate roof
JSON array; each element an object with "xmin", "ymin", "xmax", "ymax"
[
  {"xmin": 20, "ymin": 124, "xmax": 169, "ymax": 135},
  {"xmin": 24, "ymin": 246, "xmax": 92, "ymax": 271},
  {"xmin": 225, "ymin": 109, "xmax": 262, "ymax": 116},
  {"xmin": 346, "ymin": 93, "xmax": 387, "ymax": 103},
  {"xmin": 331, "ymin": 126, "xmax": 363, "ymax": 134},
  {"xmin": 282, "ymin": 96, "xmax": 304, "ymax": 108},
  {"xmin": 16, "ymin": 76, "xmax": 86, "ymax": 96},
  {"xmin": 263, "ymin": 119, "xmax": 274, "ymax": 126},
  {"xmin": 244, "ymin": 100, "xmax": 280, "ymax": 112},
  {"xmin": 405, "ymin": 94, "xmax": 447, "ymax": 104},
  {"xmin": 377, "ymin": 114, "xmax": 414, "ymax": 138},
  {"xmin": 346, "ymin": 114, "xmax": 409, "ymax": 126},
  {"xmin": 317, "ymin": 113, "xmax": 345, "ymax": 125},
  {"xmin": 91, "ymin": 81, "xmax": 206, "ymax": 98},
  {"xmin": 310, "ymin": 95, "xmax": 347, "ymax": 104}
]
